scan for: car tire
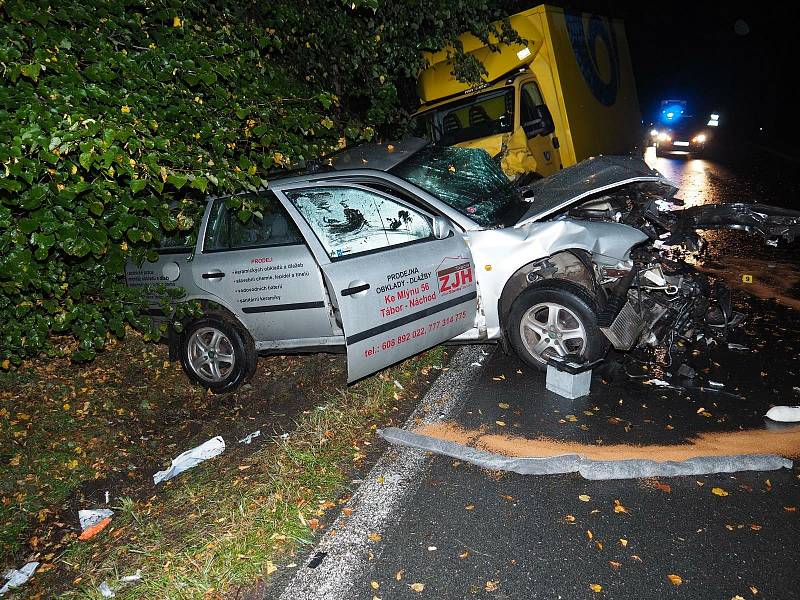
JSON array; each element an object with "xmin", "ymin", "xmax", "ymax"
[
  {"xmin": 179, "ymin": 312, "xmax": 257, "ymax": 394},
  {"xmin": 507, "ymin": 280, "xmax": 609, "ymax": 371}
]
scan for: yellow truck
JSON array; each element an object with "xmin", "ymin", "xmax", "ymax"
[{"xmin": 410, "ymin": 4, "xmax": 642, "ymax": 180}]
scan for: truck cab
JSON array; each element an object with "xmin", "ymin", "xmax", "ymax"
[{"xmin": 411, "ymin": 4, "xmax": 642, "ymax": 181}]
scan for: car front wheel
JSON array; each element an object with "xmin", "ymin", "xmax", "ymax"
[
  {"xmin": 507, "ymin": 281, "xmax": 608, "ymax": 371},
  {"xmin": 179, "ymin": 313, "xmax": 256, "ymax": 394}
]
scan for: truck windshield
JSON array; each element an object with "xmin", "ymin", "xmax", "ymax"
[
  {"xmin": 390, "ymin": 145, "xmax": 527, "ymax": 228},
  {"xmin": 410, "ymin": 88, "xmax": 515, "ymax": 146}
]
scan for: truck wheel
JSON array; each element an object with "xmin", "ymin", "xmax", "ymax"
[
  {"xmin": 179, "ymin": 313, "xmax": 256, "ymax": 394},
  {"xmin": 507, "ymin": 281, "xmax": 608, "ymax": 371}
]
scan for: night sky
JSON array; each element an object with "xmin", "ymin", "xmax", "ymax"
[{"xmin": 509, "ymin": 1, "xmax": 799, "ymax": 147}]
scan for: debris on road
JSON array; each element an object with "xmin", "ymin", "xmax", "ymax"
[
  {"xmin": 1, "ymin": 562, "xmax": 39, "ymax": 596},
  {"xmin": 120, "ymin": 570, "xmax": 142, "ymax": 583},
  {"xmin": 766, "ymin": 406, "xmax": 800, "ymax": 422},
  {"xmin": 78, "ymin": 508, "xmax": 114, "ymax": 532},
  {"xmin": 153, "ymin": 436, "xmax": 226, "ymax": 484},
  {"xmin": 239, "ymin": 430, "xmax": 261, "ymax": 444},
  {"xmin": 380, "ymin": 425, "xmax": 796, "ymax": 480}
]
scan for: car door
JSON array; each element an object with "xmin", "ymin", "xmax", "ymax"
[
  {"xmin": 191, "ymin": 191, "xmax": 335, "ymax": 345},
  {"xmin": 520, "ymin": 80, "xmax": 562, "ymax": 176},
  {"xmin": 276, "ymin": 182, "xmax": 478, "ymax": 382}
]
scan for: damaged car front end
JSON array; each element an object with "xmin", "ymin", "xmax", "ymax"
[{"xmin": 506, "ymin": 154, "xmax": 800, "ymax": 366}]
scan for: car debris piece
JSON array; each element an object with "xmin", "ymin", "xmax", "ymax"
[
  {"xmin": 238, "ymin": 430, "xmax": 261, "ymax": 445},
  {"xmin": 1, "ymin": 562, "xmax": 39, "ymax": 596},
  {"xmin": 153, "ymin": 436, "xmax": 226, "ymax": 485},
  {"xmin": 120, "ymin": 570, "xmax": 142, "ymax": 583},
  {"xmin": 765, "ymin": 406, "xmax": 800, "ymax": 423},
  {"xmin": 79, "ymin": 508, "xmax": 114, "ymax": 532},
  {"xmin": 545, "ymin": 356, "xmax": 594, "ymax": 399},
  {"xmin": 98, "ymin": 580, "xmax": 115, "ymax": 598},
  {"xmin": 677, "ymin": 364, "xmax": 697, "ymax": 379}
]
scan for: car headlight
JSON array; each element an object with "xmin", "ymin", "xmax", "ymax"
[
  {"xmin": 692, "ymin": 134, "xmax": 707, "ymax": 143},
  {"xmin": 658, "ymin": 132, "xmax": 671, "ymax": 142},
  {"xmin": 650, "ymin": 129, "xmax": 659, "ymax": 137}
]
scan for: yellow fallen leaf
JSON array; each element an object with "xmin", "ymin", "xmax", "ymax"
[
  {"xmin": 368, "ymin": 532, "xmax": 382, "ymax": 542},
  {"xmin": 121, "ymin": 105, "xmax": 131, "ymax": 114},
  {"xmin": 266, "ymin": 561, "xmax": 277, "ymax": 575},
  {"xmin": 395, "ymin": 570, "xmax": 404, "ymax": 581},
  {"xmin": 619, "ymin": 538, "xmax": 628, "ymax": 547},
  {"xmin": 458, "ymin": 551, "xmax": 469, "ymax": 559},
  {"xmin": 371, "ymin": 581, "xmax": 380, "ymax": 589},
  {"xmin": 579, "ymin": 494, "xmax": 591, "ymax": 502},
  {"xmin": 465, "ymin": 504, "xmax": 475, "ymax": 511},
  {"xmin": 609, "ymin": 560, "xmax": 621, "ymax": 570},
  {"xmin": 589, "ymin": 583, "xmax": 602, "ymax": 592},
  {"xmin": 498, "ymin": 402, "xmax": 510, "ymax": 409},
  {"xmin": 485, "ymin": 580, "xmax": 499, "ymax": 591},
  {"xmin": 564, "ymin": 514, "xmax": 576, "ymax": 523},
  {"xmin": 712, "ymin": 487, "xmax": 729, "ymax": 497},
  {"xmin": 586, "ymin": 530, "xmax": 593, "ymax": 540},
  {"xmin": 173, "ymin": 16, "xmax": 182, "ymax": 27},
  {"xmin": 731, "ymin": 596, "xmax": 745, "ymax": 600},
  {"xmin": 1, "ymin": 359, "xmax": 9, "ymax": 369},
  {"xmin": 613, "ymin": 499, "xmax": 629, "ymax": 513},
  {"xmin": 410, "ymin": 582, "xmax": 425, "ymax": 592},
  {"xmin": 495, "ymin": 420, "xmax": 506, "ymax": 427},
  {"xmin": 566, "ymin": 414, "xmax": 578, "ymax": 422},
  {"xmin": 749, "ymin": 585, "xmax": 758, "ymax": 594},
  {"xmin": 667, "ymin": 574, "xmax": 683, "ymax": 586}
]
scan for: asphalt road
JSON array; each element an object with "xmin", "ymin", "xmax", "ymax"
[{"xmin": 274, "ymin": 149, "xmax": 800, "ymax": 600}]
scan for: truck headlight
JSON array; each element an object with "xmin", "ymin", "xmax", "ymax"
[{"xmin": 692, "ymin": 134, "xmax": 707, "ymax": 143}]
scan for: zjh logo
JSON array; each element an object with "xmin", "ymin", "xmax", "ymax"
[{"xmin": 437, "ymin": 262, "xmax": 473, "ymax": 294}]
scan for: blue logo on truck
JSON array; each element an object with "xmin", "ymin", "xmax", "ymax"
[{"xmin": 564, "ymin": 12, "xmax": 620, "ymax": 107}]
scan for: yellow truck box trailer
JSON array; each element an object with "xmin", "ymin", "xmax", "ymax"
[{"xmin": 411, "ymin": 4, "xmax": 642, "ymax": 180}]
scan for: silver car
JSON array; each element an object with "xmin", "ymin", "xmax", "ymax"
[{"xmin": 126, "ymin": 138, "xmax": 800, "ymax": 392}]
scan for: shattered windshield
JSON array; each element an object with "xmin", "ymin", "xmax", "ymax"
[{"xmin": 390, "ymin": 146, "xmax": 527, "ymax": 227}]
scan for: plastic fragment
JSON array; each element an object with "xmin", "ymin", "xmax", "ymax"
[
  {"xmin": 239, "ymin": 430, "xmax": 261, "ymax": 444},
  {"xmin": 153, "ymin": 436, "xmax": 225, "ymax": 484},
  {"xmin": 765, "ymin": 406, "xmax": 800, "ymax": 423},
  {"xmin": 708, "ymin": 381, "xmax": 724, "ymax": 388},
  {"xmin": 99, "ymin": 581, "xmax": 115, "ymax": 598},
  {"xmin": 120, "ymin": 570, "xmax": 142, "ymax": 583},
  {"xmin": 644, "ymin": 378, "xmax": 672, "ymax": 387},
  {"xmin": 79, "ymin": 516, "xmax": 112, "ymax": 540},
  {"xmin": 1, "ymin": 562, "xmax": 39, "ymax": 596},
  {"xmin": 79, "ymin": 508, "xmax": 114, "ymax": 531}
]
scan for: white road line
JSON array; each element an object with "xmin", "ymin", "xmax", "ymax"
[{"xmin": 277, "ymin": 346, "xmax": 485, "ymax": 600}]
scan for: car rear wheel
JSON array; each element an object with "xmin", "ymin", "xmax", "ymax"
[
  {"xmin": 507, "ymin": 281, "xmax": 608, "ymax": 371},
  {"xmin": 179, "ymin": 313, "xmax": 256, "ymax": 394}
]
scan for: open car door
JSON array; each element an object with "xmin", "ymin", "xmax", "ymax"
[{"xmin": 277, "ymin": 182, "xmax": 478, "ymax": 382}]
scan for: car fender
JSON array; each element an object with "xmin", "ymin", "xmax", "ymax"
[{"xmin": 468, "ymin": 219, "xmax": 647, "ymax": 337}]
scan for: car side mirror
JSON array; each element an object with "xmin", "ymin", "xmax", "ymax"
[{"xmin": 432, "ymin": 216, "xmax": 454, "ymax": 239}]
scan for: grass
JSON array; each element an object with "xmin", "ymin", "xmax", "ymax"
[{"xmin": 1, "ymin": 330, "xmax": 445, "ymax": 598}]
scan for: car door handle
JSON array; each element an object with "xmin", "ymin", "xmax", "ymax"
[
  {"xmin": 202, "ymin": 271, "xmax": 225, "ymax": 279},
  {"xmin": 341, "ymin": 282, "xmax": 370, "ymax": 296}
]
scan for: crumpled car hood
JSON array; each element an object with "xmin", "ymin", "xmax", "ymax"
[{"xmin": 515, "ymin": 155, "xmax": 676, "ymax": 226}]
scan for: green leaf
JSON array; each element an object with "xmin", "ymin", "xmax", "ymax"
[
  {"xmin": 20, "ymin": 63, "xmax": 42, "ymax": 81},
  {"xmin": 130, "ymin": 179, "xmax": 147, "ymax": 194},
  {"xmin": 190, "ymin": 176, "xmax": 208, "ymax": 193},
  {"xmin": 167, "ymin": 174, "xmax": 188, "ymax": 190}
]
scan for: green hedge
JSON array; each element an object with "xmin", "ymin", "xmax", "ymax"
[{"xmin": 0, "ymin": 0, "xmax": 516, "ymax": 365}]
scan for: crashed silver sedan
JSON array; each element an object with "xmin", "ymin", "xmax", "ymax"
[{"xmin": 127, "ymin": 138, "xmax": 800, "ymax": 392}]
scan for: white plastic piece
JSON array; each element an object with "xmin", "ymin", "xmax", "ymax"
[
  {"xmin": 120, "ymin": 570, "xmax": 142, "ymax": 583},
  {"xmin": 99, "ymin": 581, "xmax": 115, "ymax": 597},
  {"xmin": 708, "ymin": 381, "xmax": 724, "ymax": 388},
  {"xmin": 79, "ymin": 508, "xmax": 114, "ymax": 531},
  {"xmin": 644, "ymin": 378, "xmax": 671, "ymax": 387},
  {"xmin": 765, "ymin": 406, "xmax": 800, "ymax": 423},
  {"xmin": 153, "ymin": 436, "xmax": 226, "ymax": 484},
  {"xmin": 238, "ymin": 430, "xmax": 261, "ymax": 445},
  {"xmin": 546, "ymin": 366, "xmax": 591, "ymax": 399},
  {"xmin": 1, "ymin": 562, "xmax": 39, "ymax": 596}
]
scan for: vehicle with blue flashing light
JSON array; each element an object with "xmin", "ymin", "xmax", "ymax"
[{"xmin": 649, "ymin": 100, "xmax": 720, "ymax": 158}]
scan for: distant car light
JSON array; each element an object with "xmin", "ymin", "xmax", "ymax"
[
  {"xmin": 658, "ymin": 132, "xmax": 671, "ymax": 142},
  {"xmin": 707, "ymin": 119, "xmax": 719, "ymax": 127},
  {"xmin": 650, "ymin": 129, "xmax": 659, "ymax": 137},
  {"xmin": 710, "ymin": 113, "xmax": 720, "ymax": 120},
  {"xmin": 692, "ymin": 134, "xmax": 707, "ymax": 143}
]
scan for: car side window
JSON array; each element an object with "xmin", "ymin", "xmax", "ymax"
[
  {"xmin": 285, "ymin": 186, "xmax": 433, "ymax": 259},
  {"xmin": 203, "ymin": 191, "xmax": 303, "ymax": 251}
]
